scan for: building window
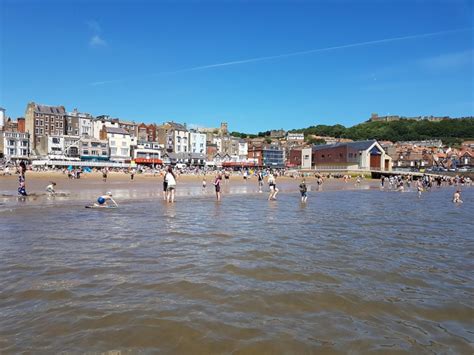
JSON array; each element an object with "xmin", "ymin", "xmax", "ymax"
[
  {"xmin": 40, "ymin": 128, "xmax": 43, "ymax": 134},
  {"xmin": 35, "ymin": 119, "xmax": 39, "ymax": 126},
  {"xmin": 35, "ymin": 128, "xmax": 39, "ymax": 134},
  {"xmin": 122, "ymin": 141, "xmax": 127, "ymax": 146},
  {"xmin": 121, "ymin": 148, "xmax": 128, "ymax": 156},
  {"xmin": 110, "ymin": 140, "xmax": 115, "ymax": 146},
  {"xmin": 8, "ymin": 140, "xmax": 15, "ymax": 146},
  {"xmin": 40, "ymin": 120, "xmax": 43, "ymax": 125}
]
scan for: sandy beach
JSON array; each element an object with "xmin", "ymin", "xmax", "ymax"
[{"xmin": 0, "ymin": 171, "xmax": 379, "ymax": 207}]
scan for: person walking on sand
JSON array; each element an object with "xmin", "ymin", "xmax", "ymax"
[
  {"xmin": 299, "ymin": 179, "xmax": 308, "ymax": 203},
  {"xmin": 202, "ymin": 177, "xmax": 207, "ymax": 190},
  {"xmin": 130, "ymin": 169, "xmax": 135, "ymax": 181},
  {"xmin": 268, "ymin": 172, "xmax": 279, "ymax": 200},
  {"xmin": 165, "ymin": 166, "xmax": 177, "ymax": 203},
  {"xmin": 214, "ymin": 173, "xmax": 222, "ymax": 201},
  {"xmin": 453, "ymin": 190, "xmax": 463, "ymax": 204},
  {"xmin": 102, "ymin": 168, "xmax": 108, "ymax": 182}
]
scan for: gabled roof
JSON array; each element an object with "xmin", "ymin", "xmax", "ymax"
[
  {"xmin": 312, "ymin": 139, "xmax": 377, "ymax": 151},
  {"xmin": 34, "ymin": 104, "xmax": 66, "ymax": 115},
  {"xmin": 105, "ymin": 126, "xmax": 130, "ymax": 135}
]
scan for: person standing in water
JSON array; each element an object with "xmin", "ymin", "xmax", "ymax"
[
  {"xmin": 202, "ymin": 177, "xmax": 207, "ymax": 190},
  {"xmin": 165, "ymin": 166, "xmax": 177, "ymax": 203},
  {"xmin": 214, "ymin": 173, "xmax": 222, "ymax": 201},
  {"xmin": 268, "ymin": 172, "xmax": 279, "ymax": 200},
  {"xmin": 299, "ymin": 179, "xmax": 308, "ymax": 203},
  {"xmin": 162, "ymin": 171, "xmax": 168, "ymax": 201},
  {"xmin": 453, "ymin": 190, "xmax": 463, "ymax": 204},
  {"xmin": 257, "ymin": 170, "xmax": 264, "ymax": 193},
  {"xmin": 416, "ymin": 179, "xmax": 423, "ymax": 198},
  {"xmin": 17, "ymin": 161, "xmax": 27, "ymax": 197}
]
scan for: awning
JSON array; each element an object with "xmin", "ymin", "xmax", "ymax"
[
  {"xmin": 222, "ymin": 161, "xmax": 257, "ymax": 167},
  {"xmin": 134, "ymin": 158, "xmax": 163, "ymax": 164}
]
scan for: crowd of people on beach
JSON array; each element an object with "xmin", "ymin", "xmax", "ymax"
[{"xmin": 3, "ymin": 161, "xmax": 469, "ymax": 207}]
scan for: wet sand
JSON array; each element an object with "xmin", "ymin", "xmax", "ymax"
[{"xmin": 0, "ymin": 172, "xmax": 379, "ymax": 206}]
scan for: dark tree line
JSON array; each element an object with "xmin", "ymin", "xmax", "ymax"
[{"xmin": 289, "ymin": 118, "xmax": 474, "ymax": 145}]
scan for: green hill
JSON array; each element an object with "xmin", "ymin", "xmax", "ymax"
[{"xmin": 290, "ymin": 118, "xmax": 474, "ymax": 146}]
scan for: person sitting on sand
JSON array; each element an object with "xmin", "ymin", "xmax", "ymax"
[
  {"xmin": 453, "ymin": 190, "xmax": 463, "ymax": 204},
  {"xmin": 94, "ymin": 192, "xmax": 118, "ymax": 207},
  {"xmin": 46, "ymin": 182, "xmax": 56, "ymax": 195}
]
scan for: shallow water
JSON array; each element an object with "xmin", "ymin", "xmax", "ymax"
[{"xmin": 1, "ymin": 185, "xmax": 473, "ymax": 353}]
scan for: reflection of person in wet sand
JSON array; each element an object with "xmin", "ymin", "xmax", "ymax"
[{"xmin": 453, "ymin": 190, "xmax": 463, "ymax": 204}]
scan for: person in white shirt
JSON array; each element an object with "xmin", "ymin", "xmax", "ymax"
[{"xmin": 165, "ymin": 166, "xmax": 177, "ymax": 203}]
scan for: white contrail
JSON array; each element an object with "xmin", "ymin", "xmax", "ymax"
[
  {"xmin": 168, "ymin": 28, "xmax": 472, "ymax": 73},
  {"xmin": 90, "ymin": 28, "xmax": 472, "ymax": 84}
]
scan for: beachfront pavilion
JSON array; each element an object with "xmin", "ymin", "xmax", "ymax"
[{"xmin": 312, "ymin": 139, "xmax": 392, "ymax": 171}]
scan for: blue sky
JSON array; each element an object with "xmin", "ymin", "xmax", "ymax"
[{"xmin": 1, "ymin": 0, "xmax": 473, "ymax": 133}]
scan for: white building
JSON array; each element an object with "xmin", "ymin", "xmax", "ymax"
[
  {"xmin": 301, "ymin": 147, "xmax": 312, "ymax": 169},
  {"xmin": 287, "ymin": 133, "xmax": 305, "ymax": 141},
  {"xmin": 166, "ymin": 123, "xmax": 189, "ymax": 153},
  {"xmin": 68, "ymin": 109, "xmax": 94, "ymax": 137},
  {"xmin": 238, "ymin": 140, "xmax": 248, "ymax": 161},
  {"xmin": 2, "ymin": 131, "xmax": 30, "ymax": 161},
  {"xmin": 0, "ymin": 107, "xmax": 5, "ymax": 130},
  {"xmin": 101, "ymin": 126, "xmax": 134, "ymax": 162},
  {"xmin": 189, "ymin": 131, "xmax": 207, "ymax": 154},
  {"xmin": 212, "ymin": 136, "xmax": 222, "ymax": 153},
  {"xmin": 132, "ymin": 144, "xmax": 162, "ymax": 166}
]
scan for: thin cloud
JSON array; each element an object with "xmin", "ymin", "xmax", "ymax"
[
  {"xmin": 90, "ymin": 35, "xmax": 107, "ymax": 47},
  {"xmin": 86, "ymin": 20, "xmax": 101, "ymax": 33},
  {"xmin": 89, "ymin": 27, "xmax": 472, "ymax": 85},
  {"xmin": 420, "ymin": 50, "xmax": 473, "ymax": 71}
]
